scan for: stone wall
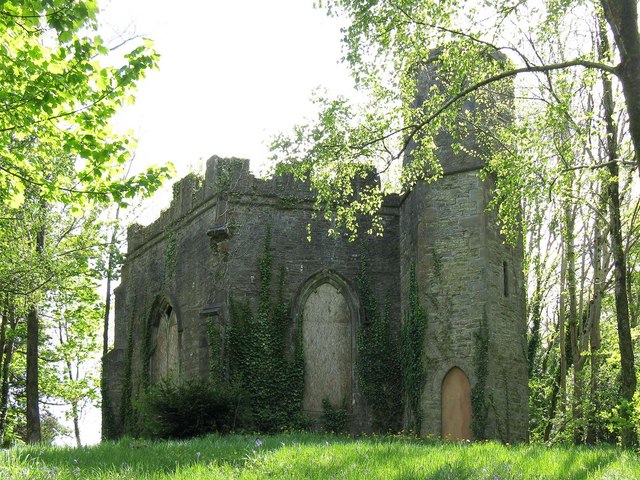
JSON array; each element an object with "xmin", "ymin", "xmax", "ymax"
[
  {"xmin": 104, "ymin": 156, "xmax": 401, "ymax": 434},
  {"xmin": 397, "ymin": 53, "xmax": 528, "ymax": 442},
  {"xmin": 483, "ymin": 176, "xmax": 528, "ymax": 442}
]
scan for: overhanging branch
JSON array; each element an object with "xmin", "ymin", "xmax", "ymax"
[{"xmin": 351, "ymin": 58, "xmax": 617, "ymax": 156}]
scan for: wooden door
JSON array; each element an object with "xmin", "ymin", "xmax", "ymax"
[{"xmin": 441, "ymin": 367, "xmax": 472, "ymax": 441}]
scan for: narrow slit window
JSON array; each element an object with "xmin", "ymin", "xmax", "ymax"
[{"xmin": 503, "ymin": 261, "xmax": 509, "ymax": 297}]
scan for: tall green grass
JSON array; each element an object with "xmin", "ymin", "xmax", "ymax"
[{"xmin": 1, "ymin": 433, "xmax": 637, "ymax": 479}]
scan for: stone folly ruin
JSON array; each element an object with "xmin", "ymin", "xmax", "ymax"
[{"xmin": 103, "ymin": 63, "xmax": 529, "ymax": 442}]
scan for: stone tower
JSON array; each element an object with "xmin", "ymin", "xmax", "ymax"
[{"xmin": 399, "ymin": 56, "xmax": 528, "ymax": 442}]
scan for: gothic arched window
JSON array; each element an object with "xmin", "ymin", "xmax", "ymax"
[{"xmin": 150, "ymin": 304, "xmax": 179, "ymax": 382}]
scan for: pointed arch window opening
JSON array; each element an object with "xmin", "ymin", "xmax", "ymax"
[
  {"xmin": 293, "ymin": 270, "xmax": 359, "ymax": 419},
  {"xmin": 151, "ymin": 303, "xmax": 180, "ymax": 383}
]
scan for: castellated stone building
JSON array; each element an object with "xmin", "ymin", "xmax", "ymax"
[{"xmin": 103, "ymin": 66, "xmax": 529, "ymax": 442}]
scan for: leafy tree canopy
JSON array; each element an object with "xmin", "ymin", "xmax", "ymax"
[
  {"xmin": 270, "ymin": 0, "xmax": 638, "ymax": 237},
  {"xmin": 0, "ymin": 0, "xmax": 173, "ymax": 209}
]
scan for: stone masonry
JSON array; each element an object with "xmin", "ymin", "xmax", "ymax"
[
  {"xmin": 104, "ymin": 152, "xmax": 527, "ymax": 442},
  {"xmin": 103, "ymin": 60, "xmax": 528, "ymax": 442}
]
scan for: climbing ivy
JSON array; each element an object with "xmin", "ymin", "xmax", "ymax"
[
  {"xmin": 227, "ymin": 227, "xmax": 305, "ymax": 432},
  {"xmin": 401, "ymin": 262, "xmax": 427, "ymax": 433},
  {"xmin": 120, "ymin": 300, "xmax": 136, "ymax": 436},
  {"xmin": 276, "ymin": 194, "xmax": 301, "ymax": 210},
  {"xmin": 207, "ymin": 317, "xmax": 223, "ymax": 382},
  {"xmin": 141, "ymin": 305, "xmax": 153, "ymax": 390},
  {"xmin": 501, "ymin": 369, "xmax": 512, "ymax": 443},
  {"xmin": 472, "ymin": 308, "xmax": 490, "ymax": 439},
  {"xmin": 321, "ymin": 398, "xmax": 350, "ymax": 434},
  {"xmin": 164, "ymin": 230, "xmax": 177, "ymax": 282},
  {"xmin": 356, "ymin": 252, "xmax": 402, "ymax": 432}
]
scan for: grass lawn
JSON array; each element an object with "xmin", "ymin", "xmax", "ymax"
[{"xmin": 1, "ymin": 433, "xmax": 638, "ymax": 479}]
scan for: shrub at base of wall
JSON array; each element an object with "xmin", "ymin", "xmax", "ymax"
[{"xmin": 138, "ymin": 379, "xmax": 240, "ymax": 439}]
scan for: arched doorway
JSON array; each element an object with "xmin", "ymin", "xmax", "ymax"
[
  {"xmin": 150, "ymin": 303, "xmax": 179, "ymax": 382},
  {"xmin": 441, "ymin": 367, "xmax": 472, "ymax": 441},
  {"xmin": 300, "ymin": 278, "xmax": 353, "ymax": 414}
]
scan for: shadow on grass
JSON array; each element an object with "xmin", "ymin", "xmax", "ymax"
[
  {"xmin": 559, "ymin": 453, "xmax": 613, "ymax": 480},
  {"xmin": 512, "ymin": 444, "xmax": 619, "ymax": 480},
  {"xmin": 13, "ymin": 433, "xmax": 333, "ymax": 477}
]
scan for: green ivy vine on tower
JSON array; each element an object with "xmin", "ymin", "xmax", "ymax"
[
  {"xmin": 120, "ymin": 297, "xmax": 137, "ymax": 436},
  {"xmin": 401, "ymin": 262, "xmax": 427, "ymax": 434},
  {"xmin": 472, "ymin": 308, "xmax": 489, "ymax": 439}
]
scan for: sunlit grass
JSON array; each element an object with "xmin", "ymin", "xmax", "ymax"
[{"xmin": 1, "ymin": 433, "xmax": 638, "ymax": 479}]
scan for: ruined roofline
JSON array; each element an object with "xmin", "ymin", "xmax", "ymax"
[{"xmin": 126, "ymin": 155, "xmax": 401, "ymax": 255}]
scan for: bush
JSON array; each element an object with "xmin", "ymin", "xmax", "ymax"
[
  {"xmin": 139, "ymin": 379, "xmax": 241, "ymax": 439},
  {"xmin": 321, "ymin": 398, "xmax": 350, "ymax": 434}
]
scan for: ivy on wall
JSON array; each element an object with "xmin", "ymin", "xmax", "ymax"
[
  {"xmin": 141, "ymin": 306, "xmax": 152, "ymax": 390},
  {"xmin": 116, "ymin": 301, "xmax": 155, "ymax": 438},
  {"xmin": 120, "ymin": 298, "xmax": 136, "ymax": 436},
  {"xmin": 226, "ymin": 227, "xmax": 304, "ymax": 432},
  {"xmin": 207, "ymin": 317, "xmax": 223, "ymax": 382},
  {"xmin": 401, "ymin": 262, "xmax": 427, "ymax": 433},
  {"xmin": 164, "ymin": 230, "xmax": 177, "ymax": 282},
  {"xmin": 321, "ymin": 398, "xmax": 350, "ymax": 433},
  {"xmin": 472, "ymin": 308, "xmax": 489, "ymax": 439},
  {"xmin": 356, "ymin": 252, "xmax": 402, "ymax": 432},
  {"xmin": 501, "ymin": 369, "xmax": 512, "ymax": 442}
]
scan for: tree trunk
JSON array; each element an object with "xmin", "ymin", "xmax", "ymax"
[
  {"xmin": 544, "ymin": 364, "xmax": 562, "ymax": 442},
  {"xmin": 26, "ymin": 224, "xmax": 45, "ymax": 444},
  {"xmin": 71, "ymin": 400, "xmax": 81, "ymax": 447},
  {"xmin": 586, "ymin": 189, "xmax": 608, "ymax": 444},
  {"xmin": 539, "ymin": 306, "xmax": 561, "ymax": 441},
  {"xmin": 55, "ymin": 313, "xmax": 83, "ymax": 447},
  {"xmin": 101, "ymin": 208, "xmax": 120, "ymax": 441},
  {"xmin": 103, "ymin": 206, "xmax": 120, "ymax": 357},
  {"xmin": 606, "ymin": 137, "xmax": 637, "ymax": 449},
  {"xmin": 103, "ymin": 274, "xmax": 112, "ymax": 358},
  {"xmin": 68, "ymin": 359, "xmax": 81, "ymax": 447},
  {"xmin": 559, "ymin": 239, "xmax": 568, "ymax": 414},
  {"xmin": 0, "ymin": 296, "xmax": 16, "ymax": 446},
  {"xmin": 0, "ymin": 338, "xmax": 14, "ymax": 446},
  {"xmin": 564, "ymin": 197, "xmax": 585, "ymax": 444},
  {"xmin": 527, "ymin": 212, "xmax": 545, "ymax": 376},
  {"xmin": 26, "ymin": 308, "xmax": 41, "ymax": 443},
  {"xmin": 600, "ymin": 25, "xmax": 638, "ymax": 446},
  {"xmin": 0, "ymin": 295, "xmax": 7, "ymax": 392},
  {"xmin": 601, "ymin": 0, "xmax": 640, "ymax": 172},
  {"xmin": 527, "ymin": 278, "xmax": 543, "ymax": 376}
]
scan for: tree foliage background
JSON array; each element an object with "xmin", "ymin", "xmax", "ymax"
[{"xmin": 0, "ymin": 0, "xmax": 172, "ymax": 445}]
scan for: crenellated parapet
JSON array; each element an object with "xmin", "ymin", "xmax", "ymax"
[{"xmin": 126, "ymin": 155, "xmax": 398, "ymax": 257}]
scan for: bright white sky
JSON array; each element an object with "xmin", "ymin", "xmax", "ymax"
[{"xmin": 100, "ymin": 0, "xmax": 354, "ymax": 224}]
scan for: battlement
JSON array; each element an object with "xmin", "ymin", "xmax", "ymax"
[{"xmin": 127, "ymin": 155, "xmax": 398, "ymax": 254}]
